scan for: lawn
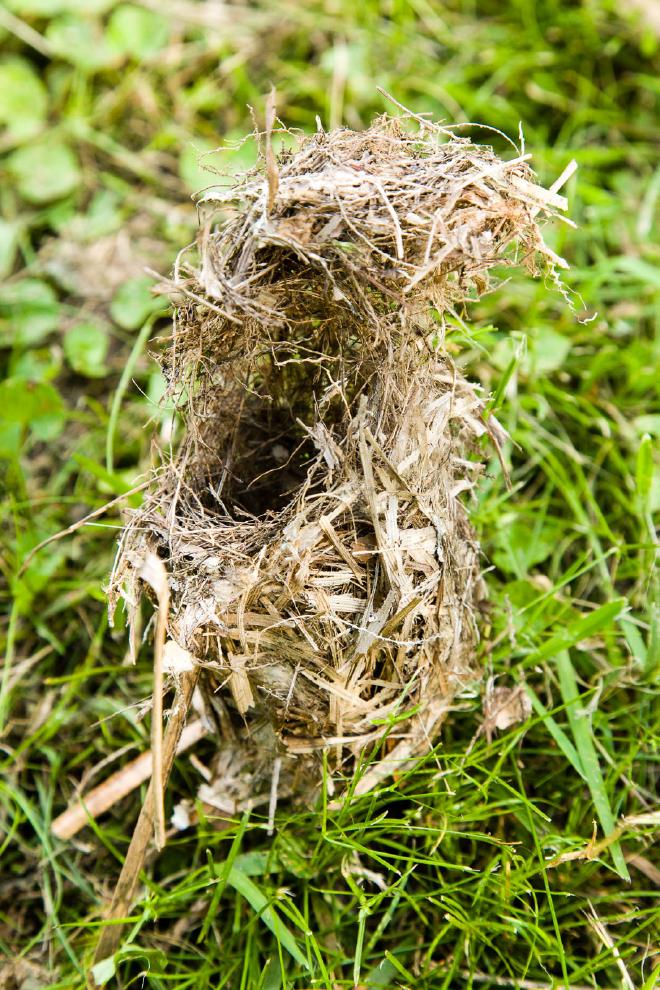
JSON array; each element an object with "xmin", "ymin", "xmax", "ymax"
[{"xmin": 0, "ymin": 1, "xmax": 658, "ymax": 988}]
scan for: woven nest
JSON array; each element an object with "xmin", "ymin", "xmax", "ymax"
[{"xmin": 109, "ymin": 112, "xmax": 569, "ymax": 807}]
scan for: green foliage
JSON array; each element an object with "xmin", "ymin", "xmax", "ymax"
[
  {"xmin": 0, "ymin": 278, "xmax": 61, "ymax": 346},
  {"xmin": 45, "ymin": 14, "xmax": 116, "ymax": 70},
  {"xmin": 0, "ymin": 57, "xmax": 48, "ymax": 140},
  {"xmin": 63, "ymin": 321, "xmax": 110, "ymax": 377},
  {"xmin": 109, "ymin": 276, "xmax": 166, "ymax": 330},
  {"xmin": 0, "ymin": 376, "xmax": 66, "ymax": 455},
  {"xmin": 0, "ymin": 0, "xmax": 658, "ymax": 987},
  {"xmin": 0, "ymin": 219, "xmax": 20, "ymax": 279},
  {"xmin": 7, "ymin": 139, "xmax": 81, "ymax": 204},
  {"xmin": 106, "ymin": 4, "xmax": 170, "ymax": 60}
]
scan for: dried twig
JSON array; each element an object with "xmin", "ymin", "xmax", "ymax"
[
  {"xmin": 92, "ymin": 669, "xmax": 199, "ymax": 973},
  {"xmin": 137, "ymin": 554, "xmax": 170, "ymax": 849},
  {"xmin": 51, "ymin": 718, "xmax": 207, "ymax": 841},
  {"xmin": 264, "ymin": 86, "xmax": 279, "ymax": 215}
]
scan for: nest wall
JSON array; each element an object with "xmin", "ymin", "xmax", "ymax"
[{"xmin": 110, "ymin": 114, "xmax": 567, "ymax": 802}]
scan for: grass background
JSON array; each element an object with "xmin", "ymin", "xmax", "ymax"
[{"xmin": 0, "ymin": 1, "xmax": 658, "ymax": 987}]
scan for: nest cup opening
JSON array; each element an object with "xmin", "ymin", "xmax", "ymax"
[
  {"xmin": 212, "ymin": 385, "xmax": 317, "ymax": 521},
  {"xmin": 195, "ymin": 334, "xmax": 366, "ymax": 523}
]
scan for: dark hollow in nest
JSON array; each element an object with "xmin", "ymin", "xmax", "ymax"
[{"xmin": 110, "ymin": 112, "xmax": 570, "ymax": 807}]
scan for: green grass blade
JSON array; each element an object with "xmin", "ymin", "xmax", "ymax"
[
  {"xmin": 353, "ymin": 907, "xmax": 368, "ymax": 987},
  {"xmin": 226, "ymin": 866, "xmax": 310, "ymax": 971},
  {"xmin": 200, "ymin": 811, "xmax": 251, "ymax": 942},
  {"xmin": 523, "ymin": 684, "xmax": 586, "ymax": 781},
  {"xmin": 635, "ymin": 434, "xmax": 653, "ymax": 513},
  {"xmin": 383, "ymin": 949, "xmax": 416, "ymax": 982},
  {"xmin": 619, "ymin": 616, "xmax": 649, "ymax": 673},
  {"xmin": 554, "ymin": 650, "xmax": 630, "ymax": 880},
  {"xmin": 487, "ymin": 345, "xmax": 522, "ymax": 415},
  {"xmin": 105, "ymin": 313, "xmax": 157, "ymax": 474},
  {"xmin": 527, "ymin": 599, "xmax": 628, "ymax": 666},
  {"xmin": 641, "ymin": 964, "xmax": 660, "ymax": 990}
]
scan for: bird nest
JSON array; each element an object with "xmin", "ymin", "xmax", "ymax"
[{"xmin": 109, "ymin": 112, "xmax": 570, "ymax": 806}]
